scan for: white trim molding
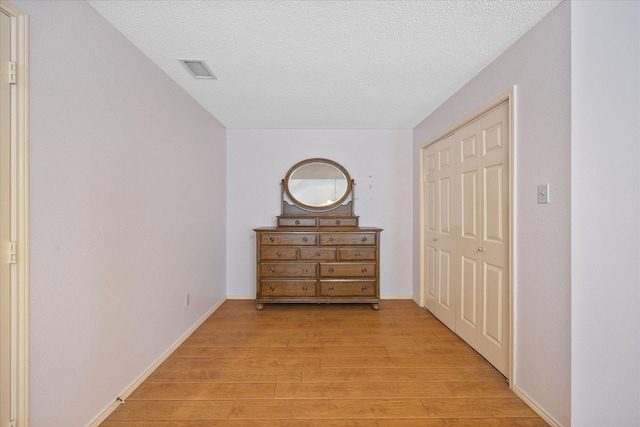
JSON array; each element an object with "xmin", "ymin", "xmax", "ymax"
[{"xmin": 512, "ymin": 385, "xmax": 563, "ymax": 427}]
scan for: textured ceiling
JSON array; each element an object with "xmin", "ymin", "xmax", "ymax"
[{"xmin": 88, "ymin": 0, "xmax": 562, "ymax": 129}]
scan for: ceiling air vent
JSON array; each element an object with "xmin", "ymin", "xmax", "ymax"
[{"xmin": 179, "ymin": 59, "xmax": 216, "ymax": 79}]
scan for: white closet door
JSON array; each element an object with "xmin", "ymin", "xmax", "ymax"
[
  {"xmin": 456, "ymin": 125, "xmax": 482, "ymax": 349},
  {"xmin": 454, "ymin": 102, "xmax": 509, "ymax": 376},
  {"xmin": 423, "ymin": 134, "xmax": 457, "ymax": 330},
  {"xmin": 476, "ymin": 103, "xmax": 509, "ymax": 376},
  {"xmin": 423, "ymin": 101, "xmax": 509, "ymax": 377}
]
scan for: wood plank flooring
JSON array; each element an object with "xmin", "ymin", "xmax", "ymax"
[{"xmin": 99, "ymin": 299, "xmax": 547, "ymax": 426}]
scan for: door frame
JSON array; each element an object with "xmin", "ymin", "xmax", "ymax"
[
  {"xmin": 419, "ymin": 88, "xmax": 515, "ymax": 381},
  {"xmin": 0, "ymin": 1, "xmax": 29, "ymax": 424}
]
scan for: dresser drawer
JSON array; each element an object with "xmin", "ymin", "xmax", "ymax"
[
  {"xmin": 260, "ymin": 247, "xmax": 298, "ymax": 261},
  {"xmin": 320, "ymin": 280, "xmax": 376, "ymax": 297},
  {"xmin": 337, "ymin": 247, "xmax": 376, "ymax": 261},
  {"xmin": 261, "ymin": 280, "xmax": 317, "ymax": 297},
  {"xmin": 300, "ymin": 247, "xmax": 336, "ymax": 261},
  {"xmin": 320, "ymin": 262, "xmax": 376, "ymax": 277},
  {"xmin": 318, "ymin": 217, "xmax": 358, "ymax": 227},
  {"xmin": 261, "ymin": 233, "xmax": 317, "ymax": 246},
  {"xmin": 277, "ymin": 217, "xmax": 317, "ymax": 227},
  {"xmin": 319, "ymin": 232, "xmax": 376, "ymax": 246},
  {"xmin": 261, "ymin": 262, "xmax": 317, "ymax": 277}
]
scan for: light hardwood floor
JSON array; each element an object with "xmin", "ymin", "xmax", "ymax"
[{"xmin": 100, "ymin": 299, "xmax": 547, "ymax": 426}]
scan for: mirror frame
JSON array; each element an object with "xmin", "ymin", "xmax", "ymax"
[{"xmin": 283, "ymin": 158, "xmax": 353, "ymax": 212}]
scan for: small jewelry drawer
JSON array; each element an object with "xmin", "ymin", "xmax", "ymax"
[
  {"xmin": 319, "ymin": 262, "xmax": 376, "ymax": 277},
  {"xmin": 300, "ymin": 247, "xmax": 336, "ymax": 261},
  {"xmin": 261, "ymin": 262, "xmax": 317, "ymax": 277},
  {"xmin": 260, "ymin": 247, "xmax": 298, "ymax": 261},
  {"xmin": 261, "ymin": 280, "xmax": 317, "ymax": 297},
  {"xmin": 318, "ymin": 217, "xmax": 358, "ymax": 227},
  {"xmin": 261, "ymin": 233, "xmax": 317, "ymax": 246},
  {"xmin": 320, "ymin": 280, "xmax": 376, "ymax": 296},
  {"xmin": 319, "ymin": 233, "xmax": 376, "ymax": 246},
  {"xmin": 337, "ymin": 247, "xmax": 376, "ymax": 261},
  {"xmin": 277, "ymin": 217, "xmax": 317, "ymax": 227}
]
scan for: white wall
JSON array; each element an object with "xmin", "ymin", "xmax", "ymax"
[
  {"xmin": 571, "ymin": 1, "xmax": 640, "ymax": 425},
  {"xmin": 13, "ymin": 1, "xmax": 228, "ymax": 426},
  {"xmin": 412, "ymin": 2, "xmax": 571, "ymax": 425},
  {"xmin": 226, "ymin": 129, "xmax": 413, "ymax": 299}
]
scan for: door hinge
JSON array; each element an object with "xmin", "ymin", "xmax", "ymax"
[
  {"xmin": 8, "ymin": 241, "xmax": 16, "ymax": 264},
  {"xmin": 8, "ymin": 61, "xmax": 17, "ymax": 84}
]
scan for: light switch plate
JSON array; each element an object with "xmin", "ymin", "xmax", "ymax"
[{"xmin": 537, "ymin": 184, "xmax": 550, "ymax": 204}]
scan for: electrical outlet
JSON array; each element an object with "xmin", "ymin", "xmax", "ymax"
[
  {"xmin": 185, "ymin": 293, "xmax": 190, "ymax": 307},
  {"xmin": 537, "ymin": 184, "xmax": 550, "ymax": 204}
]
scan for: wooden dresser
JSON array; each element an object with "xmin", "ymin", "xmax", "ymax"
[
  {"xmin": 255, "ymin": 220, "xmax": 382, "ymax": 310},
  {"xmin": 254, "ymin": 158, "xmax": 382, "ymax": 310}
]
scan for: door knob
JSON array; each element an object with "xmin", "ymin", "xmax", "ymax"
[
  {"xmin": 432, "ymin": 237, "xmax": 438, "ymax": 241},
  {"xmin": 477, "ymin": 247, "xmax": 484, "ymax": 252}
]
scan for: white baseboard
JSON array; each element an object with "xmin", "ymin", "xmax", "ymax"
[
  {"xmin": 511, "ymin": 384, "xmax": 564, "ymax": 427},
  {"xmin": 88, "ymin": 297, "xmax": 227, "ymax": 427},
  {"xmin": 381, "ymin": 295, "xmax": 414, "ymax": 299}
]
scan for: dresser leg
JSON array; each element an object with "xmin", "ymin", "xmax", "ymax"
[
  {"xmin": 256, "ymin": 303, "xmax": 264, "ymax": 311},
  {"xmin": 371, "ymin": 303, "xmax": 380, "ymax": 311}
]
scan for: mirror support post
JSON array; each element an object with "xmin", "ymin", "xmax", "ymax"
[
  {"xmin": 280, "ymin": 180, "xmax": 284, "ymax": 216},
  {"xmin": 351, "ymin": 180, "xmax": 355, "ymax": 215}
]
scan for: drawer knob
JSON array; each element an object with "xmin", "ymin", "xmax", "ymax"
[
  {"xmin": 335, "ymin": 220, "xmax": 341, "ymax": 225},
  {"xmin": 295, "ymin": 219, "xmax": 300, "ymax": 225},
  {"xmin": 302, "ymin": 268, "xmax": 308, "ymax": 274},
  {"xmin": 361, "ymin": 237, "xmax": 368, "ymax": 242},
  {"xmin": 302, "ymin": 237, "xmax": 309, "ymax": 243},
  {"xmin": 302, "ymin": 286, "xmax": 309, "ymax": 292},
  {"xmin": 276, "ymin": 252, "xmax": 282, "ymax": 258},
  {"xmin": 328, "ymin": 237, "xmax": 335, "ymax": 242},
  {"xmin": 361, "ymin": 286, "xmax": 368, "ymax": 292},
  {"xmin": 361, "ymin": 267, "xmax": 368, "ymax": 274},
  {"xmin": 315, "ymin": 252, "xmax": 321, "ymax": 257},
  {"xmin": 328, "ymin": 286, "xmax": 334, "ymax": 292},
  {"xmin": 269, "ymin": 268, "xmax": 275, "ymax": 273},
  {"xmin": 355, "ymin": 252, "xmax": 361, "ymax": 258},
  {"xmin": 269, "ymin": 286, "xmax": 275, "ymax": 292},
  {"xmin": 269, "ymin": 237, "xmax": 275, "ymax": 243},
  {"xmin": 328, "ymin": 267, "xmax": 334, "ymax": 274}
]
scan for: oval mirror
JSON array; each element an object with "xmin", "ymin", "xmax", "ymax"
[{"xmin": 284, "ymin": 158, "xmax": 352, "ymax": 211}]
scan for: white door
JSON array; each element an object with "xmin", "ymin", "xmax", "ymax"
[
  {"xmin": 422, "ymin": 101, "xmax": 510, "ymax": 377},
  {"xmin": 0, "ymin": 4, "xmax": 28, "ymax": 424},
  {"xmin": 456, "ymin": 104, "xmax": 510, "ymax": 376},
  {"xmin": 456, "ymin": 125, "xmax": 482, "ymax": 349},
  {"xmin": 423, "ymin": 134, "xmax": 457, "ymax": 330},
  {"xmin": 0, "ymin": 9, "xmax": 13, "ymax": 424}
]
